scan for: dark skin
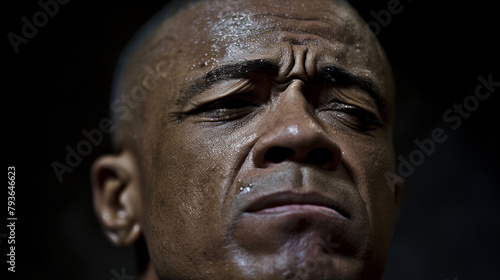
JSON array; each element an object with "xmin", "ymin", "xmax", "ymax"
[{"xmin": 92, "ymin": 0, "xmax": 402, "ymax": 279}]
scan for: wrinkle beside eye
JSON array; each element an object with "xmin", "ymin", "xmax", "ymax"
[
  {"xmin": 321, "ymin": 86, "xmax": 382, "ymax": 121},
  {"xmin": 318, "ymin": 101, "xmax": 383, "ymax": 132},
  {"xmin": 173, "ymin": 79, "xmax": 270, "ymax": 123},
  {"xmin": 179, "ymin": 79, "xmax": 254, "ymax": 112}
]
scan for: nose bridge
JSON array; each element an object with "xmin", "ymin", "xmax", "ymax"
[
  {"xmin": 253, "ymin": 80, "xmax": 341, "ymax": 170},
  {"xmin": 270, "ymin": 42, "xmax": 320, "ymax": 136},
  {"xmin": 270, "ymin": 80, "xmax": 321, "ymax": 141}
]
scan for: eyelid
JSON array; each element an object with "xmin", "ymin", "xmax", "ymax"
[
  {"xmin": 200, "ymin": 95, "xmax": 256, "ymax": 111},
  {"xmin": 321, "ymin": 100, "xmax": 383, "ymax": 127},
  {"xmin": 186, "ymin": 95, "xmax": 259, "ymax": 122},
  {"xmin": 180, "ymin": 79, "xmax": 254, "ymax": 111},
  {"xmin": 321, "ymin": 86, "xmax": 382, "ymax": 119},
  {"xmin": 329, "ymin": 101, "xmax": 378, "ymax": 117},
  {"xmin": 324, "ymin": 98, "xmax": 379, "ymax": 115}
]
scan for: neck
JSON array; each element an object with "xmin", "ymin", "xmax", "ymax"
[{"xmin": 139, "ymin": 262, "xmax": 158, "ymax": 280}]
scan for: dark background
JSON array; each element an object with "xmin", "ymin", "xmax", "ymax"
[{"xmin": 3, "ymin": 0, "xmax": 499, "ymax": 279}]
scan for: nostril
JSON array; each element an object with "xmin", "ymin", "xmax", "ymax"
[
  {"xmin": 264, "ymin": 147, "xmax": 294, "ymax": 163},
  {"xmin": 307, "ymin": 147, "xmax": 333, "ymax": 167}
]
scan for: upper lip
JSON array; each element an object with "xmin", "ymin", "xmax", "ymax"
[{"xmin": 243, "ymin": 191, "xmax": 350, "ymax": 219}]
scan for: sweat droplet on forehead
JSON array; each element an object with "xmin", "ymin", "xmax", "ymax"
[
  {"xmin": 189, "ymin": 3, "xmax": 370, "ymax": 68},
  {"xmin": 191, "ymin": 12, "xmax": 263, "ymax": 64},
  {"xmin": 143, "ymin": 0, "xmax": 391, "ymax": 106}
]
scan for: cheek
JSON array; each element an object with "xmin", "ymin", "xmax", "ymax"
[
  {"xmin": 339, "ymin": 132, "xmax": 396, "ymax": 270},
  {"xmin": 341, "ymin": 132, "xmax": 396, "ymax": 231},
  {"xmin": 141, "ymin": 121, "xmax": 247, "ymax": 274}
]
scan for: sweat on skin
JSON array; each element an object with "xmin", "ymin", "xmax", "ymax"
[{"xmin": 91, "ymin": 0, "xmax": 402, "ymax": 279}]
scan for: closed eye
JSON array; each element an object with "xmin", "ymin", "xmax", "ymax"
[
  {"xmin": 320, "ymin": 101, "xmax": 382, "ymax": 131},
  {"xmin": 186, "ymin": 95, "xmax": 258, "ymax": 121}
]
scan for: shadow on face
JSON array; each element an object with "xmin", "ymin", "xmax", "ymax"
[{"xmin": 92, "ymin": 0, "xmax": 403, "ymax": 279}]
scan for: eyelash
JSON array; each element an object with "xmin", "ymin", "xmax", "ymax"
[
  {"xmin": 187, "ymin": 96, "xmax": 381, "ymax": 131},
  {"xmin": 321, "ymin": 101, "xmax": 382, "ymax": 131},
  {"xmin": 188, "ymin": 96, "xmax": 257, "ymax": 121}
]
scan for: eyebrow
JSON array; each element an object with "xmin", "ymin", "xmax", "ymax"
[
  {"xmin": 176, "ymin": 59, "xmax": 386, "ymax": 111},
  {"xmin": 320, "ymin": 65, "xmax": 387, "ymax": 111},
  {"xmin": 176, "ymin": 59, "xmax": 279, "ymax": 107}
]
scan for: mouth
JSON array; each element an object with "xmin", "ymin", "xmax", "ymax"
[{"xmin": 243, "ymin": 191, "xmax": 350, "ymax": 219}]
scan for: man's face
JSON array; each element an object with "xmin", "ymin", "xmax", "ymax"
[{"xmin": 132, "ymin": 0, "xmax": 398, "ymax": 279}]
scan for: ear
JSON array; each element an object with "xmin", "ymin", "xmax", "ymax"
[{"xmin": 91, "ymin": 151, "xmax": 142, "ymax": 246}]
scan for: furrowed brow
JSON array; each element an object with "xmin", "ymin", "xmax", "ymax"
[
  {"xmin": 176, "ymin": 59, "xmax": 278, "ymax": 107},
  {"xmin": 320, "ymin": 65, "xmax": 387, "ymax": 111}
]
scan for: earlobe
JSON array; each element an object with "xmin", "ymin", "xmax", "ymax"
[{"xmin": 91, "ymin": 151, "xmax": 142, "ymax": 247}]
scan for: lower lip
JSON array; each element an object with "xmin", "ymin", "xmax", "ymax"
[{"xmin": 252, "ymin": 204, "xmax": 346, "ymax": 218}]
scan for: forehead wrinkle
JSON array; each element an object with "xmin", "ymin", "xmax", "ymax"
[
  {"xmin": 253, "ymin": 13, "xmax": 352, "ymax": 32},
  {"xmin": 144, "ymin": 0, "xmax": 391, "ymax": 111},
  {"xmin": 201, "ymin": 1, "xmax": 362, "ymax": 46},
  {"xmin": 247, "ymin": 13, "xmax": 359, "ymax": 43},
  {"xmin": 274, "ymin": 44, "xmax": 313, "ymax": 83}
]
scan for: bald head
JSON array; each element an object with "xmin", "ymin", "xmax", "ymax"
[
  {"xmin": 94, "ymin": 1, "xmax": 400, "ymax": 279},
  {"xmin": 109, "ymin": 0, "xmax": 202, "ymax": 151}
]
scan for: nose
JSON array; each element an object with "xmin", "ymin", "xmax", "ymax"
[{"xmin": 252, "ymin": 83, "xmax": 342, "ymax": 171}]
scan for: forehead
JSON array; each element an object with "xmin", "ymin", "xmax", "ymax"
[
  {"xmin": 172, "ymin": 0, "xmax": 370, "ymax": 55},
  {"xmin": 132, "ymin": 0, "xmax": 392, "ymax": 102},
  {"xmin": 147, "ymin": 0, "xmax": 374, "ymax": 57},
  {"xmin": 191, "ymin": 0, "xmax": 362, "ymax": 43}
]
